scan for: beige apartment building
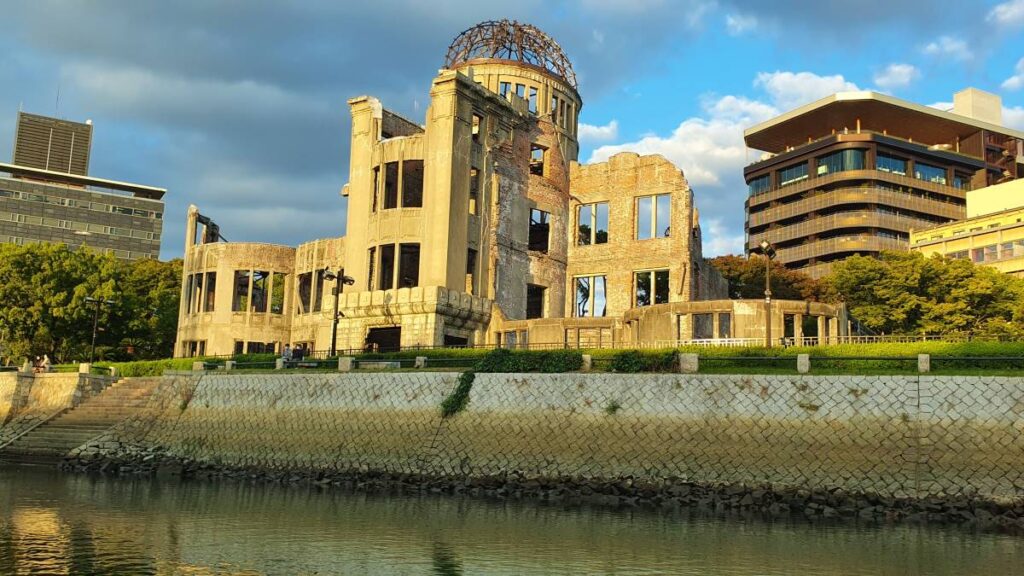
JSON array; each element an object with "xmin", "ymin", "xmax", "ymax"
[
  {"xmin": 910, "ymin": 179, "xmax": 1024, "ymax": 277},
  {"xmin": 175, "ymin": 20, "xmax": 848, "ymax": 356}
]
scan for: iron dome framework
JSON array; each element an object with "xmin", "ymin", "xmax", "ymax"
[{"xmin": 444, "ymin": 19, "xmax": 577, "ymax": 88}]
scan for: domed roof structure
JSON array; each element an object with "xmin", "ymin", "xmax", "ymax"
[{"xmin": 444, "ymin": 19, "xmax": 577, "ymax": 88}]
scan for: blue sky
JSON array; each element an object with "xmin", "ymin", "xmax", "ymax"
[{"xmin": 2, "ymin": 1, "xmax": 1023, "ymax": 258}]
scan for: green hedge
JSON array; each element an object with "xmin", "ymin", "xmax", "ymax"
[
  {"xmin": 94, "ymin": 357, "xmax": 208, "ymax": 377},
  {"xmin": 473, "ymin": 348, "xmax": 583, "ymax": 373}
]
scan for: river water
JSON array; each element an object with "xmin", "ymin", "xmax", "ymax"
[{"xmin": 1, "ymin": 466, "xmax": 1022, "ymax": 575}]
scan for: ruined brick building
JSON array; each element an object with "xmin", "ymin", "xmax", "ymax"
[{"xmin": 175, "ymin": 20, "xmax": 847, "ymax": 356}]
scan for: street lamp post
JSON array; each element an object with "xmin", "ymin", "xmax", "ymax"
[
  {"xmin": 322, "ymin": 267, "xmax": 355, "ymax": 357},
  {"xmin": 84, "ymin": 296, "xmax": 115, "ymax": 363},
  {"xmin": 759, "ymin": 239, "xmax": 776, "ymax": 348}
]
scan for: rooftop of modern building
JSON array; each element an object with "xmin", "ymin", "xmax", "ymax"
[
  {"xmin": 745, "ymin": 88, "xmax": 1024, "ymax": 154},
  {"xmin": 0, "ymin": 162, "xmax": 166, "ymax": 200}
]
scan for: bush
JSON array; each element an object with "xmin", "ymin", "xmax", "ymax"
[
  {"xmin": 609, "ymin": 349, "xmax": 677, "ymax": 372},
  {"xmin": 474, "ymin": 348, "xmax": 583, "ymax": 373},
  {"xmin": 95, "ymin": 357, "xmax": 204, "ymax": 377}
]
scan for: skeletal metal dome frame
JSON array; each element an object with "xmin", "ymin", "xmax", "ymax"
[{"xmin": 444, "ymin": 19, "xmax": 577, "ymax": 88}]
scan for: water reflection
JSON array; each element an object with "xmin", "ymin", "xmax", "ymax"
[{"xmin": 1, "ymin": 465, "xmax": 1023, "ymax": 575}]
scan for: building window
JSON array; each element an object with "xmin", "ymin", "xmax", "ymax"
[
  {"xmin": 692, "ymin": 313, "xmax": 713, "ymax": 340},
  {"xmin": 574, "ymin": 275, "xmax": 607, "ymax": 317},
  {"xmin": 469, "ymin": 168, "xmax": 479, "ymax": 215},
  {"xmin": 402, "ymin": 160, "xmax": 423, "ymax": 208},
  {"xmin": 577, "ymin": 202, "xmax": 609, "ymax": 245},
  {"xmin": 313, "ymin": 269, "xmax": 325, "ymax": 312},
  {"xmin": 367, "ymin": 247, "xmax": 376, "ymax": 291},
  {"xmin": 529, "ymin": 208, "xmax": 550, "ymax": 252},
  {"xmin": 499, "ymin": 82, "xmax": 511, "ymax": 99},
  {"xmin": 816, "ymin": 149, "xmax": 865, "ymax": 175},
  {"xmin": 472, "ymin": 114, "xmax": 482, "ymax": 143},
  {"xmin": 204, "ymin": 272, "xmax": 216, "ymax": 312},
  {"xmin": 379, "ymin": 244, "xmax": 395, "ymax": 290},
  {"xmin": 914, "ymin": 162, "xmax": 947, "ymax": 185},
  {"xmin": 530, "ymin": 144, "xmax": 546, "ymax": 176},
  {"xmin": 527, "ymin": 284, "xmax": 545, "ymax": 319},
  {"xmin": 971, "ymin": 248, "xmax": 984, "ymax": 263},
  {"xmin": 876, "ymin": 152, "xmax": 907, "ymax": 175},
  {"xmin": 466, "ymin": 248, "xmax": 477, "ymax": 294},
  {"xmin": 636, "ymin": 194, "xmax": 670, "ymax": 240},
  {"xmin": 297, "ymin": 272, "xmax": 312, "ymax": 314},
  {"xmin": 718, "ymin": 313, "xmax": 731, "ymax": 339},
  {"xmin": 953, "ymin": 174, "xmax": 971, "ymax": 190},
  {"xmin": 233, "ymin": 271, "xmax": 250, "ymax": 312},
  {"xmin": 383, "ymin": 161, "xmax": 399, "ymax": 209},
  {"xmin": 634, "ymin": 269, "xmax": 669, "ymax": 307},
  {"xmin": 371, "ymin": 166, "xmax": 379, "ymax": 212},
  {"xmin": 550, "ymin": 95, "xmax": 559, "ymax": 123},
  {"xmin": 778, "ymin": 162, "xmax": 808, "ymax": 187},
  {"xmin": 748, "ymin": 174, "xmax": 770, "ymax": 196},
  {"xmin": 271, "ymin": 272, "xmax": 285, "ymax": 314},
  {"xmin": 398, "ymin": 243, "xmax": 420, "ymax": 288},
  {"xmin": 251, "ymin": 271, "xmax": 269, "ymax": 313},
  {"xmin": 528, "ymin": 86, "xmax": 538, "ymax": 113},
  {"xmin": 515, "ymin": 84, "xmax": 526, "ymax": 98}
]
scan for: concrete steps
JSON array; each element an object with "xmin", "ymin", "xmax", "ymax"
[{"xmin": 0, "ymin": 378, "xmax": 160, "ymax": 465}]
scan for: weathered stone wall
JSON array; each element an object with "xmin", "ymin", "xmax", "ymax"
[
  {"xmin": 0, "ymin": 372, "xmax": 18, "ymax": 424},
  {"xmin": 0, "ymin": 373, "xmax": 83, "ymax": 448},
  {"xmin": 71, "ymin": 372, "xmax": 1024, "ymax": 502}
]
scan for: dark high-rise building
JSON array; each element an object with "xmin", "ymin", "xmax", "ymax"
[
  {"xmin": 0, "ymin": 112, "xmax": 165, "ymax": 260},
  {"xmin": 744, "ymin": 88, "xmax": 1024, "ymax": 278}
]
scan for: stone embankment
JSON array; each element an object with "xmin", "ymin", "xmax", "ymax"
[{"xmin": 35, "ymin": 371, "xmax": 1024, "ymax": 531}]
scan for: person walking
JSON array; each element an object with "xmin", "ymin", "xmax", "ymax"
[{"xmin": 283, "ymin": 344, "xmax": 292, "ymax": 364}]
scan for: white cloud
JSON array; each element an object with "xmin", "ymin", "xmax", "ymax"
[
  {"xmin": 725, "ymin": 13, "xmax": 758, "ymax": 35},
  {"xmin": 702, "ymin": 218, "xmax": 746, "ymax": 257},
  {"xmin": 1005, "ymin": 106, "xmax": 1024, "ymax": 130},
  {"xmin": 1002, "ymin": 58, "xmax": 1024, "ymax": 91},
  {"xmin": 754, "ymin": 71, "xmax": 859, "ymax": 110},
  {"xmin": 922, "ymin": 36, "xmax": 972, "ymax": 61},
  {"xmin": 873, "ymin": 63, "xmax": 920, "ymax": 91},
  {"xmin": 578, "ymin": 119, "xmax": 619, "ymax": 143},
  {"xmin": 987, "ymin": 0, "xmax": 1024, "ymax": 27}
]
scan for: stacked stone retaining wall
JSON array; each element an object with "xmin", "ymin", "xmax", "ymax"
[
  {"xmin": 0, "ymin": 372, "xmax": 115, "ymax": 449},
  {"xmin": 64, "ymin": 372, "xmax": 1024, "ymax": 503}
]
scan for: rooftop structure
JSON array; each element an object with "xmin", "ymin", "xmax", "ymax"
[{"xmin": 744, "ymin": 88, "xmax": 1024, "ymax": 278}]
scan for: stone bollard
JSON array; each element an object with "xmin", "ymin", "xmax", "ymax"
[
  {"xmin": 797, "ymin": 354, "xmax": 810, "ymax": 374},
  {"xmin": 78, "ymin": 363, "xmax": 91, "ymax": 374},
  {"xmin": 109, "ymin": 367, "xmax": 119, "ymax": 379},
  {"xmin": 918, "ymin": 354, "xmax": 931, "ymax": 374},
  {"xmin": 414, "ymin": 356, "xmax": 427, "ymax": 369},
  {"xmin": 275, "ymin": 358, "xmax": 285, "ymax": 370},
  {"xmin": 191, "ymin": 361, "xmax": 205, "ymax": 372},
  {"xmin": 338, "ymin": 356, "xmax": 354, "ymax": 372},
  {"xmin": 225, "ymin": 360, "xmax": 235, "ymax": 371},
  {"xmin": 581, "ymin": 354, "xmax": 592, "ymax": 372},
  {"xmin": 678, "ymin": 353, "xmax": 699, "ymax": 374}
]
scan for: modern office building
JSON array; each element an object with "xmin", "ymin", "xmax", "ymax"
[
  {"xmin": 0, "ymin": 112, "xmax": 165, "ymax": 260},
  {"xmin": 910, "ymin": 179, "xmax": 1024, "ymax": 277},
  {"xmin": 744, "ymin": 88, "xmax": 1024, "ymax": 278},
  {"xmin": 176, "ymin": 20, "xmax": 851, "ymax": 357}
]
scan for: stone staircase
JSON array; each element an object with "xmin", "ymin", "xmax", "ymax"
[{"xmin": 0, "ymin": 378, "xmax": 159, "ymax": 465}]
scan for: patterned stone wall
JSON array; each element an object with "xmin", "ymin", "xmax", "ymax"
[{"xmin": 74, "ymin": 372, "xmax": 1024, "ymax": 501}]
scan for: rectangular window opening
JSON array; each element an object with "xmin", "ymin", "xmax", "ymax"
[
  {"xmin": 530, "ymin": 144, "xmax": 546, "ymax": 176},
  {"xmin": 471, "ymin": 114, "xmax": 482, "ymax": 143},
  {"xmin": 270, "ymin": 272, "xmax": 285, "ymax": 314},
  {"xmin": 574, "ymin": 275, "xmax": 607, "ymax": 318},
  {"xmin": 527, "ymin": 284, "xmax": 546, "ymax": 319},
  {"xmin": 636, "ymin": 194, "xmax": 670, "ymax": 240},
  {"xmin": 466, "ymin": 248, "xmax": 477, "ymax": 295},
  {"xmin": 529, "ymin": 208, "xmax": 550, "ymax": 252},
  {"xmin": 469, "ymin": 168, "xmax": 480, "ymax": 215},
  {"xmin": 251, "ymin": 271, "xmax": 269, "ymax": 313},
  {"xmin": 233, "ymin": 270, "xmax": 251, "ymax": 312},
  {"xmin": 398, "ymin": 243, "xmax": 420, "ymax": 288},
  {"xmin": 401, "ymin": 159, "xmax": 423, "ymax": 208},
  {"xmin": 314, "ymin": 269, "xmax": 325, "ymax": 312},
  {"xmin": 383, "ymin": 161, "xmax": 399, "ymax": 209},
  {"xmin": 204, "ymin": 272, "xmax": 216, "ymax": 312},
  {"xmin": 577, "ymin": 202, "xmax": 609, "ymax": 245},
  {"xmin": 379, "ymin": 244, "xmax": 395, "ymax": 290},
  {"xmin": 297, "ymin": 272, "xmax": 312, "ymax": 314}
]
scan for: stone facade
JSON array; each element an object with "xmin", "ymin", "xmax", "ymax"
[
  {"xmin": 173, "ymin": 21, "xmax": 729, "ymax": 357},
  {"xmin": 65, "ymin": 372, "xmax": 1024, "ymax": 501}
]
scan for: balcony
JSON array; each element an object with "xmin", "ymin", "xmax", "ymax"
[
  {"xmin": 746, "ymin": 130, "xmax": 985, "ymax": 170},
  {"xmin": 747, "ymin": 169, "xmax": 968, "ymax": 207},
  {"xmin": 747, "ymin": 186, "xmax": 965, "ymax": 229},
  {"xmin": 774, "ymin": 234, "xmax": 907, "ymax": 265},
  {"xmin": 747, "ymin": 211, "xmax": 943, "ymax": 249}
]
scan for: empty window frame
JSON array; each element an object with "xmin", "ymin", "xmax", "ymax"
[
  {"xmin": 314, "ymin": 269, "xmax": 325, "ymax": 312},
  {"xmin": 634, "ymin": 269, "xmax": 669, "ymax": 307},
  {"xmin": 530, "ymin": 144, "xmax": 546, "ymax": 176},
  {"xmin": 204, "ymin": 272, "xmax": 216, "ymax": 312},
  {"xmin": 398, "ymin": 243, "xmax": 420, "ymax": 288},
  {"xmin": 233, "ymin": 270, "xmax": 251, "ymax": 312},
  {"xmin": 636, "ymin": 194, "xmax": 670, "ymax": 240},
  {"xmin": 499, "ymin": 81, "xmax": 511, "ymax": 99},
  {"xmin": 526, "ymin": 284, "xmax": 546, "ymax": 319},
  {"xmin": 383, "ymin": 161, "xmax": 399, "ymax": 209},
  {"xmin": 574, "ymin": 275, "xmax": 607, "ymax": 317},
  {"xmin": 577, "ymin": 202, "xmax": 609, "ymax": 245},
  {"xmin": 529, "ymin": 208, "xmax": 550, "ymax": 252},
  {"xmin": 270, "ymin": 272, "xmax": 286, "ymax": 314},
  {"xmin": 402, "ymin": 160, "xmax": 424, "ymax": 207},
  {"xmin": 379, "ymin": 244, "xmax": 395, "ymax": 290},
  {"xmin": 472, "ymin": 114, "xmax": 482, "ymax": 143},
  {"xmin": 528, "ymin": 86, "xmax": 538, "ymax": 113},
  {"xmin": 469, "ymin": 168, "xmax": 480, "ymax": 215},
  {"xmin": 515, "ymin": 84, "xmax": 526, "ymax": 98},
  {"xmin": 371, "ymin": 166, "xmax": 380, "ymax": 212},
  {"xmin": 466, "ymin": 248, "xmax": 477, "ymax": 294},
  {"xmin": 550, "ymin": 95, "xmax": 559, "ymax": 123},
  {"xmin": 296, "ymin": 272, "xmax": 312, "ymax": 314},
  {"xmin": 251, "ymin": 271, "xmax": 269, "ymax": 313},
  {"xmin": 718, "ymin": 313, "xmax": 731, "ymax": 339},
  {"xmin": 692, "ymin": 313, "xmax": 713, "ymax": 340},
  {"xmin": 367, "ymin": 247, "xmax": 377, "ymax": 291}
]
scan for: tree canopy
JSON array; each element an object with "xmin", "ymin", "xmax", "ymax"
[
  {"xmin": 0, "ymin": 243, "xmax": 181, "ymax": 365},
  {"xmin": 709, "ymin": 254, "xmax": 829, "ymax": 302}
]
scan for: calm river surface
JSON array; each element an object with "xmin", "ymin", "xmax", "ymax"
[{"xmin": 1, "ymin": 466, "xmax": 1023, "ymax": 575}]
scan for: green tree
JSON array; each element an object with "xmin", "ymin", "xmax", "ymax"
[{"xmin": 709, "ymin": 254, "xmax": 829, "ymax": 301}]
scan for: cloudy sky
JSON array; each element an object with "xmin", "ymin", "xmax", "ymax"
[{"xmin": 2, "ymin": 1, "xmax": 1023, "ymax": 258}]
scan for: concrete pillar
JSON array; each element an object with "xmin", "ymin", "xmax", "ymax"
[
  {"xmin": 78, "ymin": 363, "xmax": 91, "ymax": 374},
  {"xmin": 275, "ymin": 358, "xmax": 285, "ymax": 370},
  {"xmin": 817, "ymin": 316, "xmax": 826, "ymax": 346},
  {"xmin": 225, "ymin": 360, "xmax": 235, "ymax": 371},
  {"xmin": 191, "ymin": 361, "xmax": 205, "ymax": 372},
  {"xmin": 797, "ymin": 354, "xmax": 810, "ymax": 374},
  {"xmin": 918, "ymin": 354, "xmax": 931, "ymax": 374},
  {"xmin": 794, "ymin": 314, "xmax": 803, "ymax": 344},
  {"xmin": 109, "ymin": 367, "xmax": 119, "ymax": 379},
  {"xmin": 678, "ymin": 353, "xmax": 699, "ymax": 374},
  {"xmin": 828, "ymin": 318, "xmax": 839, "ymax": 344},
  {"xmin": 711, "ymin": 314, "xmax": 720, "ymax": 340},
  {"xmin": 414, "ymin": 356, "xmax": 427, "ymax": 369},
  {"xmin": 581, "ymin": 354, "xmax": 592, "ymax": 372},
  {"xmin": 338, "ymin": 357, "xmax": 354, "ymax": 372}
]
